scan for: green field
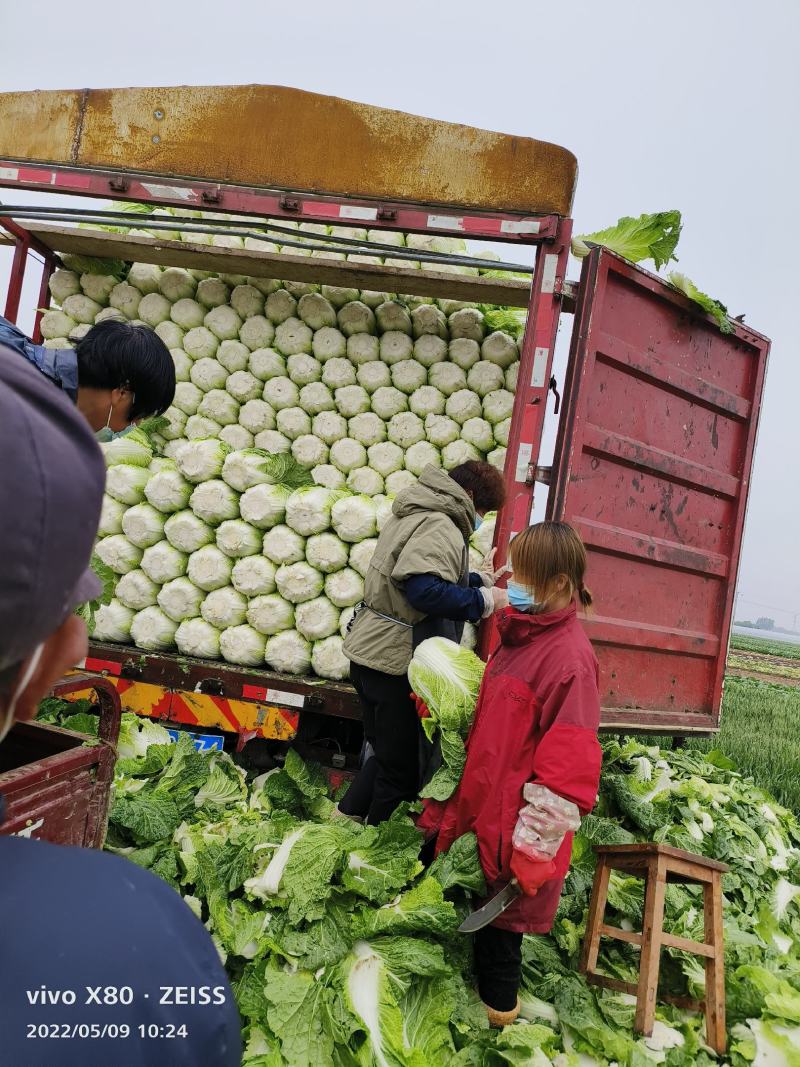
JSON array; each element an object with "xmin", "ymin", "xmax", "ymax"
[
  {"xmin": 730, "ymin": 631, "xmax": 800, "ymax": 660},
  {"xmin": 727, "ymin": 652, "xmax": 800, "ymax": 680},
  {"xmin": 702, "ymin": 637, "xmax": 800, "ymax": 811},
  {"xmin": 639, "ymin": 639, "xmax": 800, "ymax": 813},
  {"xmin": 689, "ymin": 676, "xmax": 800, "ymax": 813}
]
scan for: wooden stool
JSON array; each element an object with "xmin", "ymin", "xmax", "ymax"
[{"xmin": 579, "ymin": 844, "xmax": 729, "ymax": 1054}]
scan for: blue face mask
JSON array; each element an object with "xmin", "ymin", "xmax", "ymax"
[
  {"xmin": 473, "ymin": 514, "xmax": 482, "ymax": 531},
  {"xmin": 507, "ymin": 580, "xmax": 537, "ymax": 612},
  {"xmin": 95, "ymin": 424, "xmax": 133, "ymax": 443},
  {"xmin": 95, "ymin": 396, "xmax": 136, "ymax": 443},
  {"xmin": 95, "ymin": 399, "xmax": 135, "ymax": 443}
]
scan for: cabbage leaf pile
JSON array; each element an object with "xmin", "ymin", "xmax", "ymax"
[{"xmin": 38, "ymin": 700, "xmax": 800, "ymax": 1066}]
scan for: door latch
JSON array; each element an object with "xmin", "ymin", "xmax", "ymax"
[{"xmin": 549, "ymin": 376, "xmax": 561, "ymax": 414}]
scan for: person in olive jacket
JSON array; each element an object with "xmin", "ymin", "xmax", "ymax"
[{"xmin": 341, "ymin": 462, "xmax": 508, "ymax": 825}]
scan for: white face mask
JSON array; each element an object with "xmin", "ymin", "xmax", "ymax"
[{"xmin": 0, "ymin": 642, "xmax": 45, "ymax": 745}]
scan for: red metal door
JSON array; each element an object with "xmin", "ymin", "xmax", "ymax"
[{"xmin": 548, "ymin": 248, "xmax": 770, "ymax": 732}]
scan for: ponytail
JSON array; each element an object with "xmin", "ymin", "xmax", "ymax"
[{"xmin": 578, "ymin": 582, "xmax": 593, "ymax": 612}]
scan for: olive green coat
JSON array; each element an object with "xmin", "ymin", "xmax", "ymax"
[{"xmin": 343, "ymin": 465, "xmax": 475, "ymax": 675}]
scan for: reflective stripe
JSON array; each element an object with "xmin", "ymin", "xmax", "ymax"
[
  {"xmin": 339, "ymin": 205, "xmax": 378, "ymax": 221},
  {"xmin": 141, "ymin": 182, "xmax": 195, "ymax": 201},
  {"xmin": 531, "ymin": 347, "xmax": 549, "ymax": 388},
  {"xmin": 500, "ymin": 219, "xmax": 541, "ymax": 235},
  {"xmin": 427, "ymin": 214, "xmax": 464, "ymax": 232},
  {"xmin": 541, "ymin": 253, "xmax": 559, "ymax": 294},
  {"xmin": 362, "ymin": 603, "xmax": 413, "ymax": 628}
]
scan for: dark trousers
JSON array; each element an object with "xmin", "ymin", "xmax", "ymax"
[
  {"xmin": 338, "ymin": 662, "xmax": 421, "ymax": 825},
  {"xmin": 474, "ymin": 926, "xmax": 523, "ymax": 1012}
]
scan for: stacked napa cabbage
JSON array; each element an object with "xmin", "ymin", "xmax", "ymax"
[{"xmin": 50, "ymin": 211, "xmax": 513, "ymax": 679}]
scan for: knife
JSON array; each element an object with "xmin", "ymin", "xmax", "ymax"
[{"xmin": 458, "ymin": 879, "xmax": 522, "ymax": 933}]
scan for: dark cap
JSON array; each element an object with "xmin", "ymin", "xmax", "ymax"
[{"xmin": 0, "ymin": 344, "xmax": 105, "ymax": 671}]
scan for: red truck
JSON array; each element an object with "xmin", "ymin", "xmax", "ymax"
[{"xmin": 0, "ymin": 84, "xmax": 770, "ymax": 776}]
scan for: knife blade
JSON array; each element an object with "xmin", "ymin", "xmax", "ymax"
[{"xmin": 458, "ymin": 879, "xmax": 522, "ymax": 933}]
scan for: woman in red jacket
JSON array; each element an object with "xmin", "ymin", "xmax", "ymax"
[{"xmin": 422, "ymin": 521, "xmax": 602, "ymax": 1027}]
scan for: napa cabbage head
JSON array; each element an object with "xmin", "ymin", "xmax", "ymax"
[
  {"xmin": 175, "ymin": 438, "xmax": 232, "ymax": 484},
  {"xmin": 335, "ymin": 936, "xmax": 452, "ymax": 1067},
  {"xmin": 116, "ymin": 712, "xmax": 172, "ymax": 759},
  {"xmin": 219, "ymin": 624, "xmax": 267, "ymax": 667},
  {"xmin": 311, "ymin": 636, "xmax": 350, "ymax": 680},
  {"xmin": 285, "ymin": 486, "xmax": 342, "ymax": 536},
  {"xmin": 408, "ymin": 637, "xmax": 485, "ymax": 739},
  {"xmin": 102, "ymin": 427, "xmax": 154, "ymax": 468}
]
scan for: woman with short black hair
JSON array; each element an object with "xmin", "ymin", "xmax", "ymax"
[
  {"xmin": 75, "ymin": 320, "xmax": 176, "ymax": 435},
  {"xmin": 0, "ymin": 316, "xmax": 175, "ymax": 437}
]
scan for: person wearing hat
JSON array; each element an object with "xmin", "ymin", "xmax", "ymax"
[
  {"xmin": 0, "ymin": 347, "xmax": 241, "ymax": 1067},
  {"xmin": 0, "ymin": 315, "xmax": 175, "ymax": 440}
]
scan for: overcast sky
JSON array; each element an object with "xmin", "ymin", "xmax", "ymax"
[{"xmin": 1, "ymin": 0, "xmax": 797, "ymax": 626}]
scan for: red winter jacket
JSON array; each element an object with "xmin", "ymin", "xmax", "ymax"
[{"xmin": 419, "ymin": 602, "xmax": 602, "ymax": 933}]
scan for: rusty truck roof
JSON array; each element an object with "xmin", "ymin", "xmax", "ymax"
[{"xmin": 0, "ymin": 84, "xmax": 577, "ymax": 217}]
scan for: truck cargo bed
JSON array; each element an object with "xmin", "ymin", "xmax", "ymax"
[{"xmin": 73, "ymin": 642, "xmax": 362, "ymax": 759}]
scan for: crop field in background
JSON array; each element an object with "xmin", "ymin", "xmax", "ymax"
[
  {"xmin": 730, "ymin": 632, "xmax": 800, "ymax": 660},
  {"xmin": 727, "ymin": 653, "xmax": 800, "ymax": 681},
  {"xmin": 689, "ymin": 676, "xmax": 800, "ymax": 814},
  {"xmin": 638, "ymin": 638, "xmax": 800, "ymax": 813},
  {"xmin": 726, "ymin": 633, "xmax": 800, "ymax": 689},
  {"xmin": 696, "ymin": 635, "xmax": 800, "ymax": 813}
]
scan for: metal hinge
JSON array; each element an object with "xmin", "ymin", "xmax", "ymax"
[
  {"xmin": 523, "ymin": 464, "xmax": 553, "ymax": 487},
  {"xmin": 555, "ymin": 278, "xmax": 579, "ymax": 313}
]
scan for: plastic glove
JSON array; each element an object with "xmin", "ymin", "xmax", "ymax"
[
  {"xmin": 412, "ymin": 693, "xmax": 431, "ymax": 719},
  {"xmin": 478, "ymin": 548, "xmax": 513, "ymax": 588},
  {"xmin": 490, "ymin": 587, "xmax": 509, "ymax": 611},
  {"xmin": 512, "ymin": 784, "xmax": 580, "ymax": 859},
  {"xmin": 522, "ymin": 783, "xmax": 581, "ymax": 834},
  {"xmin": 479, "ymin": 586, "xmax": 509, "ymax": 618},
  {"xmin": 510, "ymin": 847, "xmax": 556, "ymax": 896}
]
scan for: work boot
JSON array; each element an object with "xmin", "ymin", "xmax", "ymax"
[{"xmin": 484, "ymin": 998, "xmax": 520, "ymax": 1028}]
